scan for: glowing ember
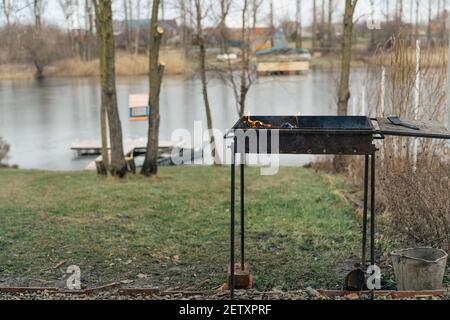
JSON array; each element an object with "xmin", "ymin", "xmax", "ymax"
[{"xmin": 243, "ymin": 116, "xmax": 273, "ymax": 129}]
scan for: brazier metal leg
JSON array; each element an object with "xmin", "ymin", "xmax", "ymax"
[
  {"xmin": 361, "ymin": 155, "xmax": 369, "ymax": 269},
  {"xmin": 230, "ymin": 144, "xmax": 236, "ymax": 300},
  {"xmin": 240, "ymin": 159, "xmax": 245, "ymax": 270},
  {"xmin": 370, "ymin": 153, "xmax": 376, "ymax": 266}
]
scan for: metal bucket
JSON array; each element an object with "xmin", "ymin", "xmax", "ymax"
[{"xmin": 391, "ymin": 247, "xmax": 448, "ymax": 291}]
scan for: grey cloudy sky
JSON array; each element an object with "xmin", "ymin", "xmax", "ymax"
[{"xmin": 3, "ymin": 1, "xmax": 444, "ymax": 28}]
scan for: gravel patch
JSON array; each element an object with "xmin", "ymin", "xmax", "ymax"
[{"xmin": 0, "ymin": 289, "xmax": 448, "ymax": 300}]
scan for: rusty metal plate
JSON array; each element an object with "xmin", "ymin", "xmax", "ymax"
[{"xmin": 377, "ymin": 118, "xmax": 450, "ymax": 140}]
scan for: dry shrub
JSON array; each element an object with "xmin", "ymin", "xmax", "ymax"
[
  {"xmin": 348, "ymin": 37, "xmax": 450, "ymax": 251},
  {"xmin": 0, "ymin": 138, "xmax": 10, "ymax": 164}
]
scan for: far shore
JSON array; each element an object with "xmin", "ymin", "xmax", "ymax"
[
  {"xmin": 1, "ymin": 46, "xmax": 447, "ymax": 81},
  {"xmin": 0, "ymin": 52, "xmax": 366, "ymax": 81}
]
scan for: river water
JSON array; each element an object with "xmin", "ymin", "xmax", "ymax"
[{"xmin": 0, "ymin": 70, "xmax": 366, "ymax": 170}]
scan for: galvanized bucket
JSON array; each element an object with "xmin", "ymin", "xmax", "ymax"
[{"xmin": 391, "ymin": 247, "xmax": 448, "ymax": 291}]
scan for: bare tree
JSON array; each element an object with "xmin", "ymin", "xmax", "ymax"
[
  {"xmin": 269, "ymin": 0, "xmax": 274, "ymax": 47},
  {"xmin": 312, "ymin": 0, "xmax": 317, "ymax": 50},
  {"xmin": 398, "ymin": 0, "xmax": 403, "ymax": 23},
  {"xmin": 219, "ymin": 0, "xmax": 232, "ymax": 54},
  {"xmin": 134, "ymin": 0, "xmax": 141, "ymax": 55},
  {"xmin": 193, "ymin": 0, "xmax": 221, "ymax": 164},
  {"xmin": 337, "ymin": 0, "xmax": 358, "ymax": 116},
  {"xmin": 440, "ymin": 0, "xmax": 447, "ymax": 44},
  {"xmin": 1, "ymin": 0, "xmax": 14, "ymax": 56},
  {"xmin": 427, "ymin": 0, "xmax": 432, "ymax": 47},
  {"xmin": 385, "ymin": 0, "xmax": 390, "ymax": 21},
  {"xmin": 142, "ymin": 0, "xmax": 165, "ymax": 176},
  {"xmin": 30, "ymin": 0, "xmax": 45, "ymax": 77},
  {"xmin": 414, "ymin": 0, "xmax": 419, "ymax": 42},
  {"xmin": 251, "ymin": 0, "xmax": 263, "ymax": 30},
  {"xmin": 179, "ymin": 0, "xmax": 191, "ymax": 56},
  {"xmin": 1, "ymin": 0, "xmax": 13, "ymax": 27},
  {"xmin": 326, "ymin": 0, "xmax": 333, "ymax": 51},
  {"xmin": 320, "ymin": 0, "xmax": 325, "ymax": 48},
  {"xmin": 93, "ymin": 0, "xmax": 128, "ymax": 177},
  {"xmin": 123, "ymin": 0, "xmax": 131, "ymax": 51},
  {"xmin": 84, "ymin": 0, "xmax": 95, "ymax": 60},
  {"xmin": 369, "ymin": 0, "xmax": 375, "ymax": 50},
  {"xmin": 34, "ymin": 0, "xmax": 42, "ymax": 30},
  {"xmin": 295, "ymin": 0, "xmax": 303, "ymax": 49},
  {"xmin": 219, "ymin": 0, "xmax": 255, "ymax": 119},
  {"xmin": 58, "ymin": 0, "xmax": 78, "ymax": 56}
]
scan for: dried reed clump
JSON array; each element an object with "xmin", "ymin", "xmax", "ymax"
[{"xmin": 348, "ymin": 37, "xmax": 450, "ymax": 251}]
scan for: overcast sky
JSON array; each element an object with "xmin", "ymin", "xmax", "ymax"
[{"xmin": 2, "ymin": 0, "xmax": 445, "ymax": 29}]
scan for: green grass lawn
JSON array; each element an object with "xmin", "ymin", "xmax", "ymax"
[{"xmin": 0, "ymin": 166, "xmax": 361, "ymax": 291}]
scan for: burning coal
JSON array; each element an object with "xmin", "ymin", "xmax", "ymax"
[{"xmin": 243, "ymin": 116, "xmax": 273, "ymax": 129}]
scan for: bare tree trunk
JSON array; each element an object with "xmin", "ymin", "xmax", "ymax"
[
  {"xmin": 180, "ymin": 0, "xmax": 189, "ymax": 56},
  {"xmin": 269, "ymin": 0, "xmax": 274, "ymax": 47},
  {"xmin": 441, "ymin": 0, "xmax": 447, "ymax": 44},
  {"xmin": 134, "ymin": 0, "xmax": 141, "ymax": 55},
  {"xmin": 2, "ymin": 0, "xmax": 11, "ymax": 27},
  {"xmin": 123, "ymin": 0, "xmax": 131, "ymax": 52},
  {"xmin": 327, "ymin": 0, "xmax": 333, "ymax": 52},
  {"xmin": 320, "ymin": 0, "xmax": 325, "ymax": 49},
  {"xmin": 85, "ymin": 0, "xmax": 94, "ymax": 60},
  {"xmin": 32, "ymin": 0, "xmax": 44, "ymax": 79},
  {"xmin": 219, "ymin": 0, "xmax": 231, "ymax": 54},
  {"xmin": 335, "ymin": 0, "xmax": 358, "ymax": 172},
  {"xmin": 415, "ymin": 0, "xmax": 419, "ymax": 42},
  {"xmin": 142, "ymin": 0, "xmax": 165, "ymax": 176},
  {"xmin": 427, "ymin": 0, "xmax": 432, "ymax": 47},
  {"xmin": 337, "ymin": 0, "xmax": 358, "ymax": 116},
  {"xmin": 34, "ymin": 0, "xmax": 41, "ymax": 30},
  {"xmin": 385, "ymin": 0, "xmax": 390, "ymax": 22},
  {"xmin": 238, "ymin": 0, "xmax": 251, "ymax": 117},
  {"xmin": 370, "ymin": 0, "xmax": 375, "ymax": 50},
  {"xmin": 2, "ymin": 0, "xmax": 12, "ymax": 57},
  {"xmin": 94, "ymin": 1, "xmax": 109, "ymax": 173},
  {"xmin": 100, "ymin": 94, "xmax": 109, "ymax": 172},
  {"xmin": 296, "ymin": 0, "xmax": 303, "ymax": 49},
  {"xmin": 312, "ymin": 0, "xmax": 317, "ymax": 51},
  {"xmin": 94, "ymin": 0, "xmax": 127, "ymax": 177},
  {"xmin": 252, "ymin": 0, "xmax": 262, "ymax": 30},
  {"xmin": 195, "ymin": 0, "xmax": 220, "ymax": 165}
]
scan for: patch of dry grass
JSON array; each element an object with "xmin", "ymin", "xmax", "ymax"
[
  {"xmin": 0, "ymin": 64, "xmax": 34, "ymax": 80},
  {"xmin": 1, "ymin": 50, "xmax": 194, "ymax": 80}
]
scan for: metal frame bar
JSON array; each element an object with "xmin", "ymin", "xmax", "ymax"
[
  {"xmin": 361, "ymin": 155, "xmax": 369, "ymax": 269},
  {"xmin": 240, "ymin": 160, "xmax": 245, "ymax": 270},
  {"xmin": 370, "ymin": 153, "xmax": 376, "ymax": 266},
  {"xmin": 230, "ymin": 141, "xmax": 236, "ymax": 300},
  {"xmin": 230, "ymin": 143, "xmax": 377, "ymax": 300}
]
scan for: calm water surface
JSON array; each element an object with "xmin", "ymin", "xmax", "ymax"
[{"xmin": 0, "ymin": 70, "xmax": 366, "ymax": 170}]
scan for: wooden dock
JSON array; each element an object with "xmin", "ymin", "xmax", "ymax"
[
  {"xmin": 71, "ymin": 139, "xmax": 196, "ymax": 170},
  {"xmin": 256, "ymin": 60, "xmax": 310, "ymax": 76}
]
